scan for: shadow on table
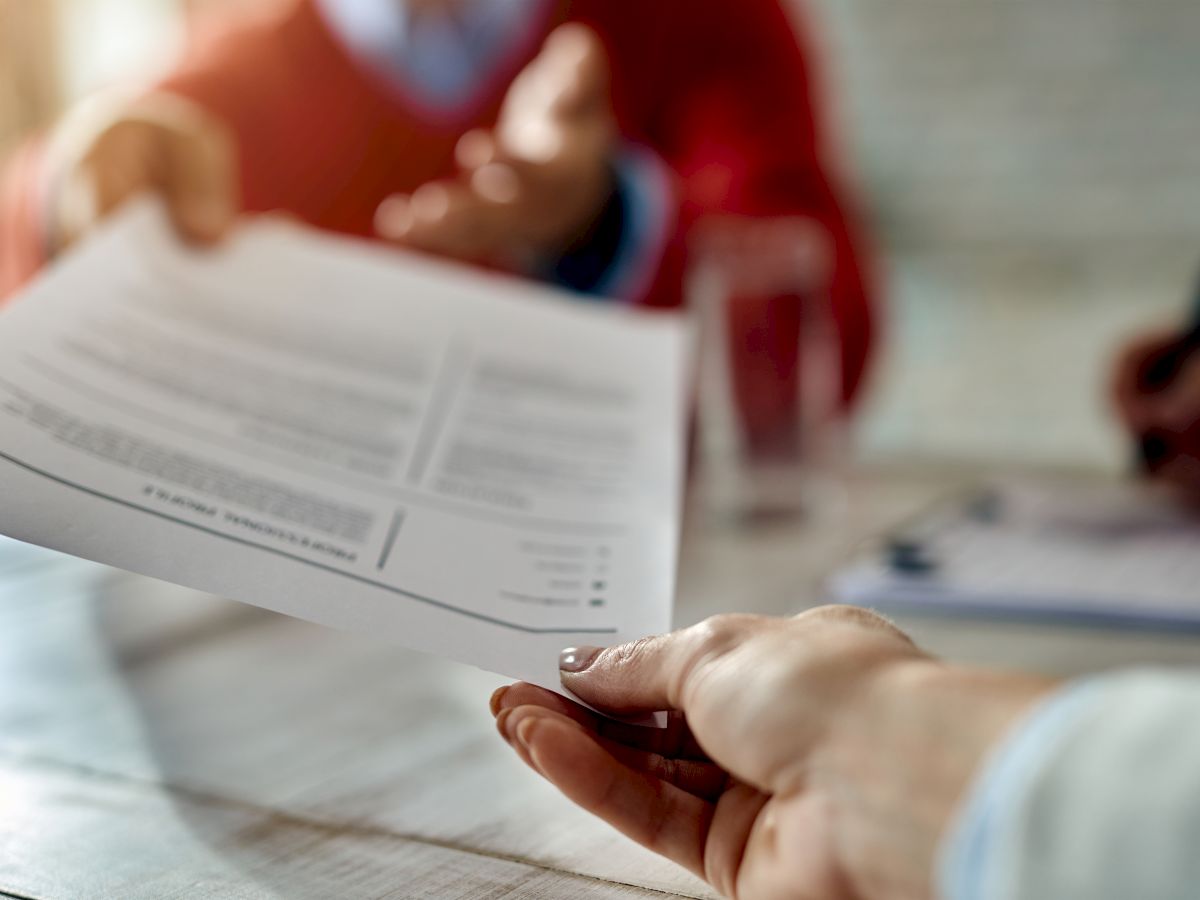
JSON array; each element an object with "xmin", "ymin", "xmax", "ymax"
[{"xmin": 86, "ymin": 573, "xmax": 566, "ymax": 899}]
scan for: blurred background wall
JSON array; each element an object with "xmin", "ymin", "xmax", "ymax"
[
  {"xmin": 3, "ymin": 0, "xmax": 1199, "ymax": 470},
  {"xmin": 807, "ymin": 0, "xmax": 1200, "ymax": 470}
]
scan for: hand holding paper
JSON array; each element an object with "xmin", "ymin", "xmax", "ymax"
[{"xmin": 0, "ymin": 202, "xmax": 688, "ymax": 693}]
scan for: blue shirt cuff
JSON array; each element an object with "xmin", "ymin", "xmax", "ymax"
[
  {"xmin": 937, "ymin": 679, "xmax": 1108, "ymax": 900},
  {"xmin": 546, "ymin": 144, "xmax": 674, "ymax": 302}
]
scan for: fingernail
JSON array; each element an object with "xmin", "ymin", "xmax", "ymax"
[
  {"xmin": 514, "ymin": 717, "xmax": 539, "ymax": 755},
  {"xmin": 374, "ymin": 196, "xmax": 412, "ymax": 238},
  {"xmin": 497, "ymin": 710, "xmax": 541, "ymax": 773},
  {"xmin": 489, "ymin": 685, "xmax": 509, "ymax": 716},
  {"xmin": 495, "ymin": 708, "xmax": 515, "ymax": 744},
  {"xmin": 559, "ymin": 646, "xmax": 601, "ymax": 673}
]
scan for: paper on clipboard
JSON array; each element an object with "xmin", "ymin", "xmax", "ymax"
[{"xmin": 832, "ymin": 479, "xmax": 1200, "ymax": 629}]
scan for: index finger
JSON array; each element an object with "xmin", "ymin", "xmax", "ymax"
[
  {"xmin": 504, "ymin": 711, "xmax": 716, "ymax": 879},
  {"xmin": 493, "ymin": 682, "xmax": 709, "ymax": 759},
  {"xmin": 541, "ymin": 23, "xmax": 609, "ymax": 117}
]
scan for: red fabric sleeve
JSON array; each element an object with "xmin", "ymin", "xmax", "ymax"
[
  {"xmin": 0, "ymin": 138, "xmax": 51, "ymax": 304},
  {"xmin": 153, "ymin": 1, "xmax": 484, "ymax": 239},
  {"xmin": 152, "ymin": 7, "xmax": 346, "ymax": 228},
  {"xmin": 598, "ymin": 0, "xmax": 879, "ymax": 418}
]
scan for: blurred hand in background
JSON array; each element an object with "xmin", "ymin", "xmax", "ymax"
[
  {"xmin": 1111, "ymin": 323, "xmax": 1200, "ymax": 498},
  {"xmin": 374, "ymin": 23, "xmax": 616, "ymax": 267},
  {"xmin": 0, "ymin": 0, "xmax": 876, "ymax": 423},
  {"xmin": 44, "ymin": 21, "xmax": 615, "ymax": 271},
  {"xmin": 46, "ymin": 91, "xmax": 239, "ymax": 253}
]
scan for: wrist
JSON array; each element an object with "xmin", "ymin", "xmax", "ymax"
[
  {"xmin": 537, "ymin": 162, "xmax": 619, "ymax": 280},
  {"xmin": 557, "ymin": 159, "xmax": 619, "ymax": 255},
  {"xmin": 818, "ymin": 661, "xmax": 1055, "ymax": 900}
]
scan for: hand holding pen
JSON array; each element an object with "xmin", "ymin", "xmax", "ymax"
[{"xmin": 1111, "ymin": 306, "xmax": 1200, "ymax": 497}]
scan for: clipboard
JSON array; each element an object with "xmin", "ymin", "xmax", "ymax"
[{"xmin": 830, "ymin": 478, "xmax": 1200, "ymax": 631}]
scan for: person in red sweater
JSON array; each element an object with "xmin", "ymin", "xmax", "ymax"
[{"xmin": 0, "ymin": 0, "xmax": 876, "ymax": 430}]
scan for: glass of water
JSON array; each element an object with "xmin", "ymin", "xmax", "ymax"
[{"xmin": 688, "ymin": 215, "xmax": 848, "ymax": 527}]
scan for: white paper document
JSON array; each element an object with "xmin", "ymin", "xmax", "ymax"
[
  {"xmin": 833, "ymin": 479, "xmax": 1200, "ymax": 629},
  {"xmin": 0, "ymin": 203, "xmax": 688, "ymax": 691}
]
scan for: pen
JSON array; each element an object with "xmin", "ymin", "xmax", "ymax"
[
  {"xmin": 882, "ymin": 487, "xmax": 1002, "ymax": 576},
  {"xmin": 1137, "ymin": 286, "xmax": 1200, "ymax": 472}
]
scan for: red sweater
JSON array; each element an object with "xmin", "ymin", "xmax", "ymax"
[{"xmin": 0, "ymin": 0, "xmax": 877, "ymax": 423}]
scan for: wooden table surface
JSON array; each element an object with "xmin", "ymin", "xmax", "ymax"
[{"xmin": 3, "ymin": 464, "xmax": 1199, "ymax": 900}]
